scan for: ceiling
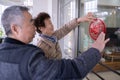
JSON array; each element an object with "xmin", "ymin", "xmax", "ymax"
[{"xmin": 0, "ymin": 0, "xmax": 24, "ymax": 6}]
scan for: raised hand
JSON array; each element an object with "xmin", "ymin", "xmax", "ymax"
[
  {"xmin": 92, "ymin": 32, "xmax": 110, "ymax": 52},
  {"xmin": 77, "ymin": 12, "xmax": 96, "ymax": 23}
]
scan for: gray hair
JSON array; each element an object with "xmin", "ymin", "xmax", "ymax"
[{"xmin": 1, "ymin": 5, "xmax": 29, "ymax": 35}]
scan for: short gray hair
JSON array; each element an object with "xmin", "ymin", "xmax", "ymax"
[{"xmin": 1, "ymin": 5, "xmax": 29, "ymax": 35}]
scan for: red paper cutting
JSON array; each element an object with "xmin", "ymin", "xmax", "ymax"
[{"xmin": 89, "ymin": 18, "xmax": 106, "ymax": 40}]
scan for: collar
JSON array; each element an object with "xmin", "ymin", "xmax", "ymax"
[
  {"xmin": 39, "ymin": 34, "xmax": 57, "ymax": 43},
  {"xmin": 3, "ymin": 37, "xmax": 26, "ymax": 45}
]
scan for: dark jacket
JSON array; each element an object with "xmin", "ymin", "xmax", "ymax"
[{"xmin": 0, "ymin": 37, "xmax": 101, "ymax": 80}]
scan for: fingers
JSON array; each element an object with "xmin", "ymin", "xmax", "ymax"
[
  {"xmin": 87, "ymin": 12, "xmax": 93, "ymax": 17},
  {"xmin": 86, "ymin": 16, "xmax": 95, "ymax": 22},
  {"xmin": 104, "ymin": 38, "xmax": 110, "ymax": 44},
  {"xmin": 96, "ymin": 32, "xmax": 104, "ymax": 41},
  {"xmin": 96, "ymin": 32, "xmax": 110, "ymax": 44},
  {"xmin": 87, "ymin": 12, "xmax": 96, "ymax": 22},
  {"xmin": 77, "ymin": 12, "xmax": 96, "ymax": 23},
  {"xmin": 101, "ymin": 32, "xmax": 105, "ymax": 41}
]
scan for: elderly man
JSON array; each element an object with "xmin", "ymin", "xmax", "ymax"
[{"xmin": 0, "ymin": 6, "xmax": 109, "ymax": 80}]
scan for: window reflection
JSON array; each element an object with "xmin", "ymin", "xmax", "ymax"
[
  {"xmin": 84, "ymin": 0, "xmax": 97, "ymax": 14},
  {"xmin": 79, "ymin": 0, "xmax": 120, "ymax": 52},
  {"xmin": 59, "ymin": 0, "xmax": 76, "ymax": 59}
]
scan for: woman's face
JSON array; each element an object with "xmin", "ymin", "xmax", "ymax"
[{"xmin": 40, "ymin": 18, "xmax": 54, "ymax": 36}]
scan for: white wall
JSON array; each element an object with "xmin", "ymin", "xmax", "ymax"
[
  {"xmin": 33, "ymin": 0, "xmax": 58, "ymax": 29},
  {"xmin": 33, "ymin": 0, "xmax": 48, "ymax": 17},
  {"xmin": 32, "ymin": 0, "xmax": 58, "ymax": 44}
]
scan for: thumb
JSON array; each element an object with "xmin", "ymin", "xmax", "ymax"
[{"xmin": 104, "ymin": 38, "xmax": 110, "ymax": 44}]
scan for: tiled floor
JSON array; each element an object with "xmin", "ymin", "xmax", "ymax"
[{"xmin": 83, "ymin": 71, "xmax": 120, "ymax": 80}]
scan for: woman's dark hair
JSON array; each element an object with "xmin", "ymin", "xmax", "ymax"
[{"xmin": 34, "ymin": 12, "xmax": 50, "ymax": 33}]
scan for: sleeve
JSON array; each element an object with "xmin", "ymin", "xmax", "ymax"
[
  {"xmin": 29, "ymin": 48, "xmax": 101, "ymax": 80},
  {"xmin": 53, "ymin": 18, "xmax": 78, "ymax": 40}
]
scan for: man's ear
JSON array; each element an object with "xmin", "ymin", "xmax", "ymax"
[{"xmin": 10, "ymin": 24, "xmax": 19, "ymax": 35}]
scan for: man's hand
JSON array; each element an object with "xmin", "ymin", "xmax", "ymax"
[
  {"xmin": 92, "ymin": 32, "xmax": 110, "ymax": 52},
  {"xmin": 77, "ymin": 12, "xmax": 95, "ymax": 23}
]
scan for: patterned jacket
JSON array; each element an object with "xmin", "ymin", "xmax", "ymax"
[{"xmin": 37, "ymin": 18, "xmax": 78, "ymax": 59}]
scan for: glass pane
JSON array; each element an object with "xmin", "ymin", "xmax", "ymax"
[
  {"xmin": 79, "ymin": 0, "xmax": 120, "ymax": 52},
  {"xmin": 59, "ymin": 0, "xmax": 76, "ymax": 59},
  {"xmin": 64, "ymin": 0, "xmax": 73, "ymax": 4},
  {"xmin": 63, "ymin": 1, "xmax": 75, "ymax": 59},
  {"xmin": 60, "ymin": 0, "xmax": 75, "ymax": 6},
  {"xmin": 79, "ymin": 1, "xmax": 120, "ymax": 79}
]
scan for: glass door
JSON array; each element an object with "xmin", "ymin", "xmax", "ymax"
[
  {"xmin": 78, "ymin": 0, "xmax": 120, "ymax": 79},
  {"xmin": 78, "ymin": 0, "xmax": 120, "ymax": 52},
  {"xmin": 59, "ymin": 0, "xmax": 77, "ymax": 59}
]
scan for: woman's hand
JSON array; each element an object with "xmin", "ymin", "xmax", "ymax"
[{"xmin": 77, "ymin": 12, "xmax": 96, "ymax": 23}]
